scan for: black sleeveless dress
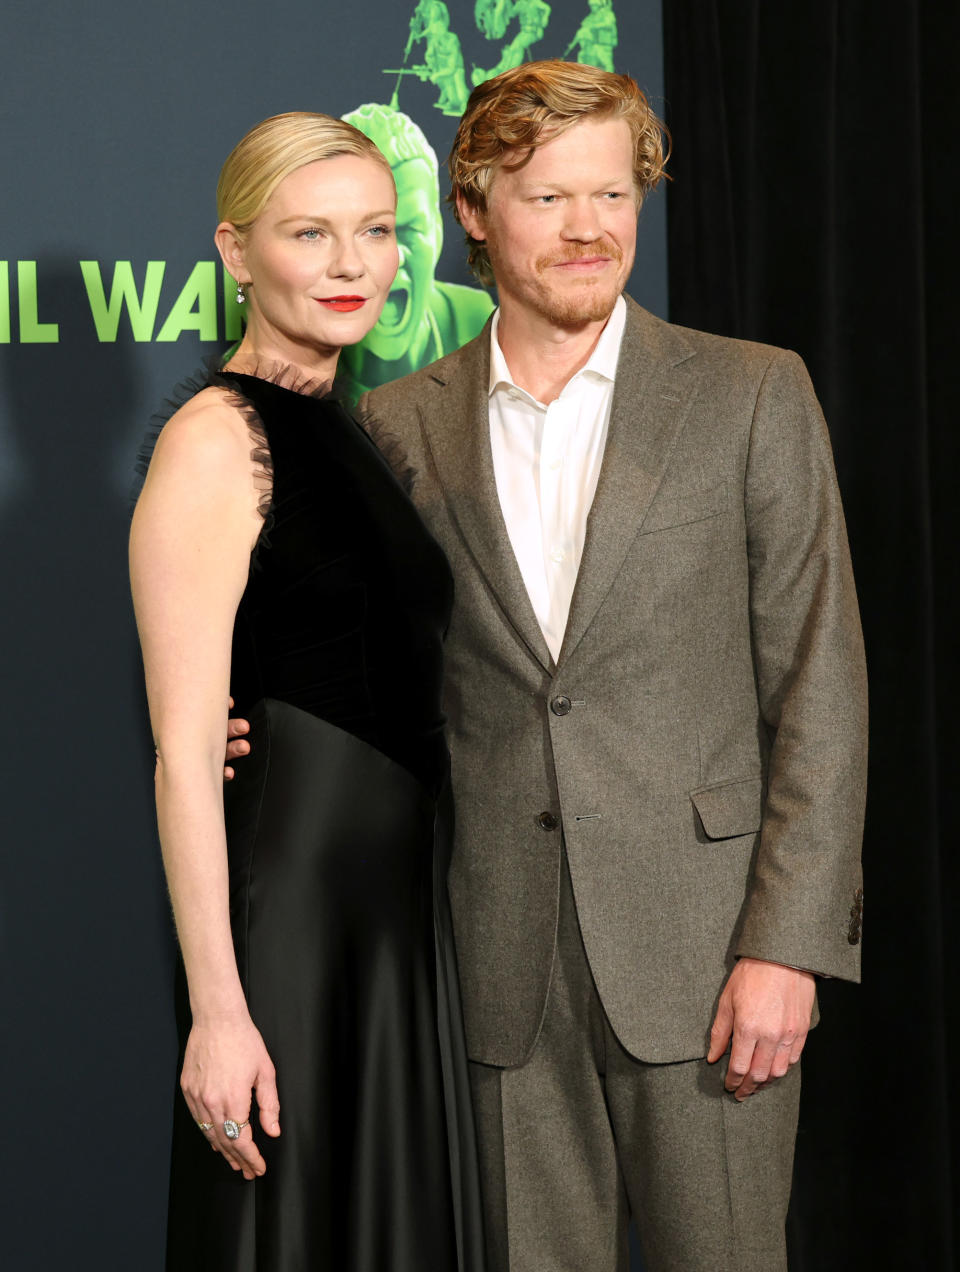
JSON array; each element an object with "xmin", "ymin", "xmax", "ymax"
[{"xmin": 160, "ymin": 368, "xmax": 485, "ymax": 1272}]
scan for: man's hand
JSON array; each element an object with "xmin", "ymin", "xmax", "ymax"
[
  {"xmin": 223, "ymin": 696, "xmax": 251, "ymax": 780},
  {"xmin": 707, "ymin": 958, "xmax": 815, "ymax": 1101}
]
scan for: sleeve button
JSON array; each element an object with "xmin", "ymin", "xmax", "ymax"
[{"xmin": 537, "ymin": 811, "xmax": 559, "ymax": 831}]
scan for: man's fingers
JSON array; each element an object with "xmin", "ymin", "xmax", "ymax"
[
  {"xmin": 789, "ymin": 1030, "xmax": 808, "ymax": 1067},
  {"xmin": 727, "ymin": 1031, "xmax": 803, "ymax": 1099},
  {"xmin": 707, "ymin": 997, "xmax": 734, "ymax": 1063},
  {"xmin": 724, "ymin": 1011, "xmax": 770, "ymax": 1097},
  {"xmin": 725, "ymin": 1032, "xmax": 756, "ymax": 1095},
  {"xmin": 224, "ymin": 726, "xmax": 251, "ymax": 783},
  {"xmin": 769, "ymin": 1037, "xmax": 795, "ymax": 1080},
  {"xmin": 736, "ymin": 1036, "xmax": 778, "ymax": 1099}
]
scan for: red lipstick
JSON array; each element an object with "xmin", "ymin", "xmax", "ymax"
[{"xmin": 317, "ymin": 295, "xmax": 366, "ymax": 312}]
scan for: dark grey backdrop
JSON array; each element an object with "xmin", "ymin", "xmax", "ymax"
[{"xmin": 0, "ymin": 3, "xmax": 664, "ymax": 1268}]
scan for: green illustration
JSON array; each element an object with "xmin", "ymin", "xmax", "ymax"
[
  {"xmin": 385, "ymin": 0, "xmax": 470, "ymax": 117},
  {"xmin": 354, "ymin": 0, "xmax": 624, "ymax": 394},
  {"xmin": 383, "ymin": 1, "xmax": 619, "ymax": 117},
  {"xmin": 337, "ymin": 103, "xmax": 494, "ymax": 402},
  {"xmin": 474, "ymin": 0, "xmax": 513, "ymax": 40},
  {"xmin": 471, "ymin": 0, "xmax": 551, "ymax": 85},
  {"xmin": 564, "ymin": 0, "xmax": 617, "ymax": 72}
]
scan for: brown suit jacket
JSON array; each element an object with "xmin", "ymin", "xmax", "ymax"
[{"xmin": 362, "ymin": 296, "xmax": 867, "ymax": 1068}]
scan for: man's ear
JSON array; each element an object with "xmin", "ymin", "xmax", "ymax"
[
  {"xmin": 215, "ymin": 222, "xmax": 249, "ymax": 285},
  {"xmin": 456, "ymin": 195, "xmax": 486, "ymax": 244}
]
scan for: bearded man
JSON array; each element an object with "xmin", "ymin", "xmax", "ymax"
[{"xmin": 229, "ymin": 60, "xmax": 867, "ymax": 1272}]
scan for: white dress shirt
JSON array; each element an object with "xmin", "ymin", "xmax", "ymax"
[{"xmin": 488, "ymin": 295, "xmax": 626, "ymax": 662}]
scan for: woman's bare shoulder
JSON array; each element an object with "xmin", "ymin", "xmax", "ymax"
[{"xmin": 149, "ymin": 385, "xmax": 253, "ymax": 477}]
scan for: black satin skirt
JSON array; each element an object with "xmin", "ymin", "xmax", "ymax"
[{"xmin": 166, "ymin": 699, "xmax": 485, "ymax": 1271}]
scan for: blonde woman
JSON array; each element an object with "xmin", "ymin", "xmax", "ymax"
[{"xmin": 131, "ymin": 113, "xmax": 484, "ymax": 1271}]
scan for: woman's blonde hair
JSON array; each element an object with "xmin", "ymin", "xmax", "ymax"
[
  {"xmin": 448, "ymin": 60, "xmax": 670, "ymax": 285},
  {"xmin": 217, "ymin": 111, "xmax": 395, "ymax": 236}
]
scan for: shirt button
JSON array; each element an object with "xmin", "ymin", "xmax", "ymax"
[
  {"xmin": 550, "ymin": 549, "xmax": 565, "ymax": 564},
  {"xmin": 537, "ymin": 811, "xmax": 559, "ymax": 831},
  {"xmin": 548, "ymin": 458, "xmax": 561, "ymax": 471},
  {"xmin": 551, "ymin": 695, "xmax": 572, "ymax": 716}
]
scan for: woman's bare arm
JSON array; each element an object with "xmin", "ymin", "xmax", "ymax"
[{"xmin": 130, "ymin": 388, "xmax": 279, "ymax": 1179}]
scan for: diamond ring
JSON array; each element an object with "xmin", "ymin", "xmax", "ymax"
[
  {"xmin": 196, "ymin": 1121, "xmax": 214, "ymax": 1132},
  {"xmin": 223, "ymin": 1118, "xmax": 250, "ymax": 1140}
]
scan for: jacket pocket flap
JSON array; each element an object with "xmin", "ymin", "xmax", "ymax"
[{"xmin": 690, "ymin": 776, "xmax": 763, "ymax": 840}]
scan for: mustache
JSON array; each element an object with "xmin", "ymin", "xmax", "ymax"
[{"xmin": 536, "ymin": 241, "xmax": 623, "ymax": 270}]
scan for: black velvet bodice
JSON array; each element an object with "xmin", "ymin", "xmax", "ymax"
[{"xmin": 220, "ymin": 370, "xmax": 453, "ymax": 796}]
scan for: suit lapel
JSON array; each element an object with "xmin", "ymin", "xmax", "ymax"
[
  {"xmin": 557, "ymin": 299, "xmax": 700, "ymax": 668},
  {"xmin": 418, "ymin": 329, "xmax": 555, "ymax": 672}
]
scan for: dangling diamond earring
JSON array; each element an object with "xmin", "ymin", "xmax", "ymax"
[{"xmin": 235, "ymin": 279, "xmax": 246, "ymax": 305}]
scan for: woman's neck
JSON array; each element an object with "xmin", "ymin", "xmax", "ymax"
[{"xmin": 224, "ymin": 330, "xmax": 340, "ymax": 384}]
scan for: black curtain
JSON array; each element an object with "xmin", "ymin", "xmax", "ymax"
[{"xmin": 662, "ymin": 4, "xmax": 958, "ymax": 1269}]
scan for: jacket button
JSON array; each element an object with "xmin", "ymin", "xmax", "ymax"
[
  {"xmin": 550, "ymin": 695, "xmax": 572, "ymax": 716},
  {"xmin": 847, "ymin": 888, "xmax": 863, "ymax": 943},
  {"xmin": 537, "ymin": 811, "xmax": 559, "ymax": 831}
]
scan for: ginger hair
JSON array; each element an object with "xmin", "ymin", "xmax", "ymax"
[{"xmin": 448, "ymin": 60, "xmax": 669, "ymax": 285}]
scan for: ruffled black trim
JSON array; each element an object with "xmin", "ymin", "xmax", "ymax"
[
  {"xmin": 131, "ymin": 355, "xmax": 221, "ymax": 509},
  {"xmin": 130, "ymin": 355, "xmax": 278, "ymax": 571},
  {"xmin": 353, "ymin": 399, "xmax": 416, "ymax": 496},
  {"xmin": 208, "ymin": 374, "xmax": 276, "ymax": 570},
  {"xmin": 220, "ymin": 358, "xmax": 418, "ymax": 498},
  {"xmin": 131, "ymin": 359, "xmax": 416, "ymax": 572},
  {"xmin": 218, "ymin": 357, "xmax": 335, "ymax": 403}
]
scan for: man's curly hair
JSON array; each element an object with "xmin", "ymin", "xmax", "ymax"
[{"xmin": 447, "ymin": 60, "xmax": 670, "ymax": 286}]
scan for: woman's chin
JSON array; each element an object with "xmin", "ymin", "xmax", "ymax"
[{"xmin": 300, "ymin": 314, "xmax": 379, "ymax": 352}]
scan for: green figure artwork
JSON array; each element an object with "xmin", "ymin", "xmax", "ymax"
[
  {"xmin": 564, "ymin": 0, "xmax": 618, "ymax": 71},
  {"xmin": 471, "ymin": 0, "xmax": 552, "ymax": 85},
  {"xmin": 474, "ymin": 0, "xmax": 514, "ymax": 40},
  {"xmin": 384, "ymin": 0, "xmax": 469, "ymax": 117},
  {"xmin": 337, "ymin": 103, "xmax": 494, "ymax": 402},
  {"xmin": 386, "ymin": 1, "xmax": 621, "ymax": 108}
]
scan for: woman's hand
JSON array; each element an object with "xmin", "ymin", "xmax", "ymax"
[{"xmin": 180, "ymin": 1013, "xmax": 281, "ymax": 1180}]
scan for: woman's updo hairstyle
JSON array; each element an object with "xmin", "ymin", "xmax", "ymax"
[{"xmin": 217, "ymin": 111, "xmax": 395, "ymax": 236}]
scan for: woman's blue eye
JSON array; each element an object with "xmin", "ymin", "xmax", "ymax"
[
  {"xmin": 299, "ymin": 228, "xmax": 321, "ymax": 240},
  {"xmin": 367, "ymin": 224, "xmax": 393, "ymax": 238}
]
